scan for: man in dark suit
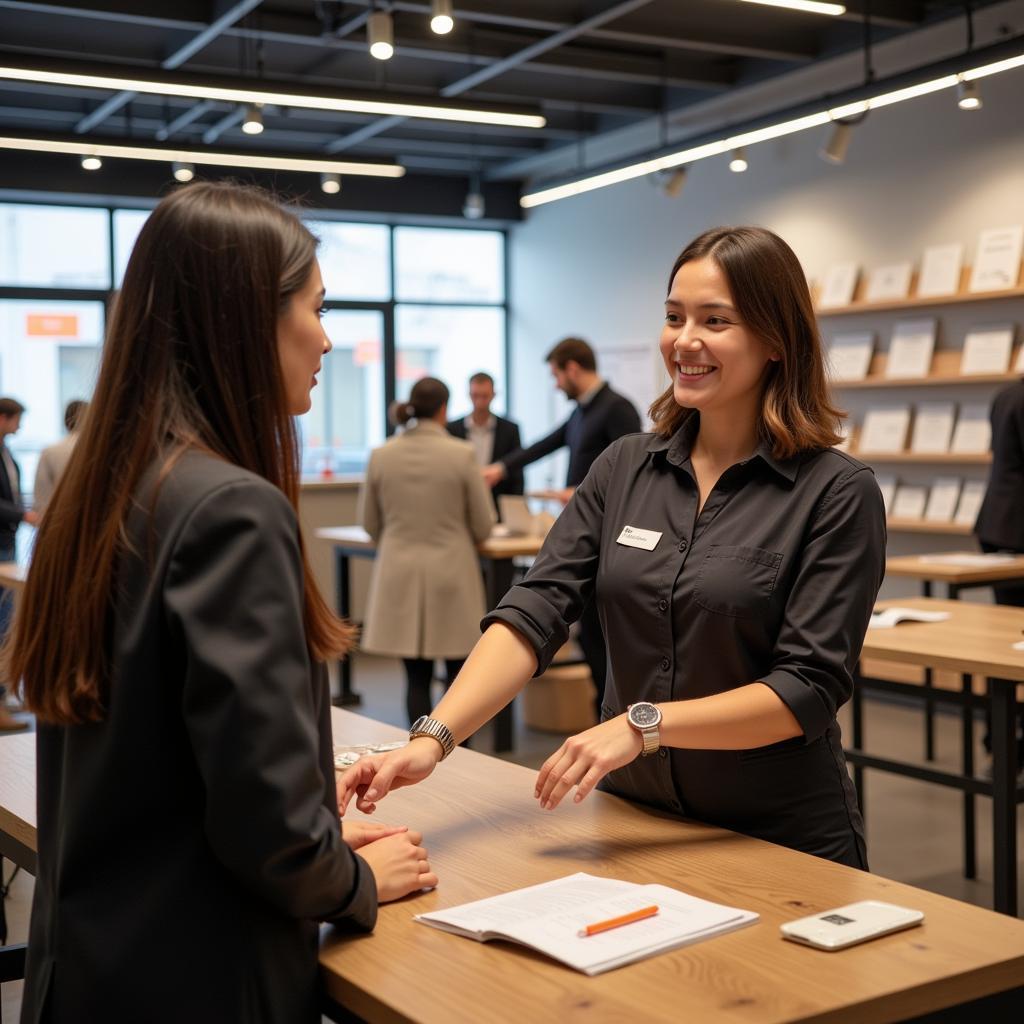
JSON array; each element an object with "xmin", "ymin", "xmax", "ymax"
[
  {"xmin": 447, "ymin": 371, "xmax": 524, "ymax": 511},
  {"xmin": 482, "ymin": 338, "xmax": 642, "ymax": 719}
]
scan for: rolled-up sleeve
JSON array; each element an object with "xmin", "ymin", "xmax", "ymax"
[
  {"xmin": 760, "ymin": 467, "xmax": 886, "ymax": 742},
  {"xmin": 482, "ymin": 439, "xmax": 620, "ymax": 675}
]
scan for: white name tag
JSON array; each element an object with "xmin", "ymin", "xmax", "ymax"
[{"xmin": 616, "ymin": 525, "xmax": 662, "ymax": 551}]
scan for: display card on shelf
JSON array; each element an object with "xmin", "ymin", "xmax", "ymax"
[
  {"xmin": 954, "ymin": 480, "xmax": 986, "ymax": 526},
  {"xmin": 968, "ymin": 226, "xmax": 1024, "ymax": 292},
  {"xmin": 924, "ymin": 477, "xmax": 962, "ymax": 522},
  {"xmin": 827, "ymin": 331, "xmax": 874, "ymax": 382},
  {"xmin": 909, "ymin": 402, "xmax": 955, "ymax": 454},
  {"xmin": 917, "ymin": 242, "xmax": 964, "ymax": 298},
  {"xmin": 960, "ymin": 324, "xmax": 1015, "ymax": 375},
  {"xmin": 859, "ymin": 405, "xmax": 911, "ymax": 453},
  {"xmin": 1016, "ymin": 340, "xmax": 1024, "ymax": 373},
  {"xmin": 892, "ymin": 485, "xmax": 928, "ymax": 520},
  {"xmin": 865, "ymin": 262, "xmax": 912, "ymax": 303},
  {"xmin": 818, "ymin": 263, "xmax": 859, "ymax": 308},
  {"xmin": 949, "ymin": 404, "xmax": 992, "ymax": 454},
  {"xmin": 885, "ymin": 319, "xmax": 936, "ymax": 379},
  {"xmin": 876, "ymin": 475, "xmax": 897, "ymax": 516}
]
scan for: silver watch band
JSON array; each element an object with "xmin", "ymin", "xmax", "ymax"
[
  {"xmin": 409, "ymin": 716, "xmax": 456, "ymax": 760},
  {"xmin": 639, "ymin": 727, "xmax": 660, "ymax": 757}
]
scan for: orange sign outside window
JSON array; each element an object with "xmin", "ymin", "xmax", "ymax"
[{"xmin": 26, "ymin": 314, "xmax": 80, "ymax": 338}]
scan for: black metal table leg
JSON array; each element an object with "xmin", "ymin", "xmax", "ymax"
[
  {"xmin": 852, "ymin": 663, "xmax": 865, "ymax": 825},
  {"xmin": 486, "ymin": 557, "xmax": 517, "ymax": 754},
  {"xmin": 333, "ymin": 547, "xmax": 361, "ymax": 708},
  {"xmin": 990, "ymin": 679, "xmax": 1018, "ymax": 915},
  {"xmin": 922, "ymin": 580, "xmax": 935, "ymax": 761},
  {"xmin": 961, "ymin": 672, "xmax": 977, "ymax": 880}
]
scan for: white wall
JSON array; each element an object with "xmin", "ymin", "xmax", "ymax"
[{"xmin": 508, "ymin": 67, "xmax": 1024, "ymax": 596}]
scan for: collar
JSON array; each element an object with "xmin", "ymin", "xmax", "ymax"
[
  {"xmin": 646, "ymin": 412, "xmax": 801, "ymax": 482},
  {"xmin": 464, "ymin": 413, "xmax": 497, "ymax": 431},
  {"xmin": 409, "ymin": 419, "xmax": 447, "ymax": 435},
  {"xmin": 576, "ymin": 378, "xmax": 606, "ymax": 407}
]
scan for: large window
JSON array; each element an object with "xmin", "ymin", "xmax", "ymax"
[{"xmin": 0, "ymin": 200, "xmax": 508, "ymax": 487}]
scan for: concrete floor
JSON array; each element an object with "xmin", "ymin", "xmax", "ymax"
[{"xmin": 3, "ymin": 654, "xmax": 1022, "ymax": 1021}]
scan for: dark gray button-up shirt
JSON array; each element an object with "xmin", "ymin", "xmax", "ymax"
[{"xmin": 484, "ymin": 414, "xmax": 885, "ymax": 867}]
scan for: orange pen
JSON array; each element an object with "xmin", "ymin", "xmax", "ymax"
[{"xmin": 577, "ymin": 904, "xmax": 659, "ymax": 937}]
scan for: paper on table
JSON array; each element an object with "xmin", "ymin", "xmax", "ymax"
[
  {"xmin": 869, "ymin": 608, "xmax": 952, "ymax": 629},
  {"xmin": 865, "ymin": 262, "xmax": 912, "ymax": 303},
  {"xmin": 969, "ymin": 226, "xmax": 1023, "ymax": 292},
  {"xmin": 960, "ymin": 325, "xmax": 1015, "ymax": 375},
  {"xmin": 1013, "ymin": 641, "xmax": 1024, "ymax": 652},
  {"xmin": 818, "ymin": 263, "xmax": 859, "ymax": 308},
  {"xmin": 920, "ymin": 553, "xmax": 1017, "ymax": 566},
  {"xmin": 827, "ymin": 331, "xmax": 875, "ymax": 382},
  {"xmin": 416, "ymin": 872, "xmax": 758, "ymax": 976},
  {"xmin": 950, "ymin": 404, "xmax": 992, "ymax": 454},
  {"xmin": 954, "ymin": 480, "xmax": 986, "ymax": 526},
  {"xmin": 860, "ymin": 405, "xmax": 911, "ymax": 453},
  {"xmin": 918, "ymin": 242, "xmax": 963, "ymax": 297},
  {"xmin": 910, "ymin": 402, "xmax": 955, "ymax": 454},
  {"xmin": 333, "ymin": 741, "xmax": 406, "ymax": 769},
  {"xmin": 885, "ymin": 319, "xmax": 936, "ymax": 379},
  {"xmin": 924, "ymin": 477, "xmax": 961, "ymax": 522}
]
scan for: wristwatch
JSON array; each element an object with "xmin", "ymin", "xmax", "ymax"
[
  {"xmin": 626, "ymin": 702, "xmax": 663, "ymax": 757},
  {"xmin": 409, "ymin": 715, "xmax": 456, "ymax": 761}
]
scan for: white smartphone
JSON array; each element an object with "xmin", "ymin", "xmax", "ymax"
[{"xmin": 780, "ymin": 900, "xmax": 924, "ymax": 950}]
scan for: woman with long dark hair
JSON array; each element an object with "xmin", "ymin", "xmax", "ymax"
[
  {"xmin": 340, "ymin": 226, "xmax": 885, "ymax": 869},
  {"xmin": 7, "ymin": 182, "xmax": 436, "ymax": 1024}
]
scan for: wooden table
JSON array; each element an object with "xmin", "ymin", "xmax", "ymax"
[
  {"xmin": 316, "ymin": 526, "xmax": 544, "ymax": 753},
  {"xmin": 3, "ymin": 712, "xmax": 1024, "ymax": 1022},
  {"xmin": 853, "ymin": 597, "xmax": 1024, "ymax": 916}
]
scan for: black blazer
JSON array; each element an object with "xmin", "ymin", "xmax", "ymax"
[
  {"xmin": 501, "ymin": 383, "xmax": 642, "ymax": 487},
  {"xmin": 975, "ymin": 379, "xmax": 1024, "ymax": 551},
  {"xmin": 447, "ymin": 413, "xmax": 525, "ymax": 501},
  {"xmin": 22, "ymin": 452, "xmax": 377, "ymax": 1024},
  {"xmin": 0, "ymin": 442, "xmax": 23, "ymax": 548}
]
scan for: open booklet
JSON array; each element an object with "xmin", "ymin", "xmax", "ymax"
[
  {"xmin": 415, "ymin": 872, "xmax": 758, "ymax": 976},
  {"xmin": 869, "ymin": 607, "xmax": 952, "ymax": 629}
]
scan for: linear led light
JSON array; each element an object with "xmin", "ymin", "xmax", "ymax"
[
  {"xmin": 738, "ymin": 0, "xmax": 846, "ymax": 14},
  {"xmin": 0, "ymin": 136, "xmax": 405, "ymax": 177},
  {"xmin": 521, "ymin": 48, "xmax": 1024, "ymax": 209},
  {"xmin": 0, "ymin": 62, "xmax": 546, "ymax": 129}
]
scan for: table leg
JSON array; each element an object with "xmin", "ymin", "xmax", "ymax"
[
  {"xmin": 922, "ymin": 581, "xmax": 935, "ymax": 761},
  {"xmin": 961, "ymin": 672, "xmax": 977, "ymax": 880},
  {"xmin": 852, "ymin": 664, "xmax": 865, "ymax": 825},
  {"xmin": 333, "ymin": 548, "xmax": 361, "ymax": 709},
  {"xmin": 485, "ymin": 557, "xmax": 516, "ymax": 754},
  {"xmin": 991, "ymin": 680, "xmax": 1019, "ymax": 916}
]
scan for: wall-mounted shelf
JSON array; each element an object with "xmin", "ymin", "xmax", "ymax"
[
  {"xmin": 854, "ymin": 451, "xmax": 991, "ymax": 465},
  {"xmin": 830, "ymin": 349, "xmax": 1022, "ymax": 389},
  {"xmin": 887, "ymin": 518, "xmax": 974, "ymax": 536}
]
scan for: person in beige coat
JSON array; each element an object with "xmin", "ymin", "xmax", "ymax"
[{"xmin": 359, "ymin": 376, "xmax": 496, "ymax": 723}]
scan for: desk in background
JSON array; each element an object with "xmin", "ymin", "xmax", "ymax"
[{"xmin": 316, "ymin": 526, "xmax": 544, "ymax": 753}]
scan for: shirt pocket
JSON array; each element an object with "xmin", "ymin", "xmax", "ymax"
[{"xmin": 694, "ymin": 544, "xmax": 783, "ymax": 619}]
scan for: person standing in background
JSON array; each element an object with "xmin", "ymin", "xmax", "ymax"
[
  {"xmin": 0, "ymin": 396, "xmax": 36, "ymax": 731},
  {"xmin": 483, "ymin": 339, "xmax": 642, "ymax": 718},
  {"xmin": 360, "ymin": 376, "xmax": 496, "ymax": 725},
  {"xmin": 447, "ymin": 371, "xmax": 524, "ymax": 512},
  {"xmin": 33, "ymin": 399, "xmax": 89, "ymax": 518},
  {"xmin": 973, "ymin": 377, "xmax": 1024, "ymax": 777}
]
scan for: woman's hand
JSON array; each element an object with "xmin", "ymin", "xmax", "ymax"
[
  {"xmin": 535, "ymin": 715, "xmax": 643, "ymax": 810},
  {"xmin": 341, "ymin": 819, "xmax": 408, "ymax": 851},
  {"xmin": 357, "ymin": 829, "xmax": 438, "ymax": 902},
  {"xmin": 337, "ymin": 737, "xmax": 443, "ymax": 815}
]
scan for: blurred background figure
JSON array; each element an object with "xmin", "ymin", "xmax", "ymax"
[{"xmin": 33, "ymin": 399, "xmax": 89, "ymax": 518}]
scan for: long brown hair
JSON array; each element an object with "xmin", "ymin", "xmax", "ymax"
[
  {"xmin": 6, "ymin": 181, "xmax": 354, "ymax": 725},
  {"xmin": 649, "ymin": 226, "xmax": 843, "ymax": 456}
]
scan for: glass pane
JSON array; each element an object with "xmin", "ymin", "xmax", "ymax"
[
  {"xmin": 395, "ymin": 305, "xmax": 506, "ymax": 419},
  {"xmin": 395, "ymin": 227, "xmax": 503, "ymax": 303},
  {"xmin": 297, "ymin": 309, "xmax": 385, "ymax": 476},
  {"xmin": 113, "ymin": 209, "xmax": 150, "ymax": 286},
  {"xmin": 0, "ymin": 299, "xmax": 105, "ymax": 497},
  {"xmin": 305, "ymin": 220, "xmax": 391, "ymax": 301},
  {"xmin": 0, "ymin": 203, "xmax": 110, "ymax": 288}
]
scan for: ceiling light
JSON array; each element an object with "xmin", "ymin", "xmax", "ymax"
[
  {"xmin": 80, "ymin": 154, "xmax": 101, "ymax": 170},
  {"xmin": 368, "ymin": 11, "xmax": 395, "ymax": 61},
  {"xmin": 241, "ymin": 103, "xmax": 264, "ymax": 135},
  {"xmin": 737, "ymin": 0, "xmax": 846, "ymax": 14},
  {"xmin": 462, "ymin": 178, "xmax": 485, "ymax": 220},
  {"xmin": 819, "ymin": 121, "xmax": 852, "ymax": 164},
  {"xmin": 957, "ymin": 78, "xmax": 983, "ymax": 110},
  {"xmin": 521, "ymin": 45, "xmax": 1024, "ymax": 208},
  {"xmin": 172, "ymin": 161, "xmax": 195, "ymax": 182},
  {"xmin": 0, "ymin": 59, "xmax": 545, "ymax": 129},
  {"xmin": 320, "ymin": 172, "xmax": 342, "ymax": 194},
  {"xmin": 729, "ymin": 148, "xmax": 748, "ymax": 172},
  {"xmin": 430, "ymin": 0, "xmax": 455, "ymax": 34},
  {"xmin": 0, "ymin": 135, "xmax": 404, "ymax": 178}
]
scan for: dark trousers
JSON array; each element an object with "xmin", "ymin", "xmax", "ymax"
[
  {"xmin": 0, "ymin": 538, "xmax": 13, "ymax": 702},
  {"xmin": 980, "ymin": 542, "xmax": 1024, "ymax": 767},
  {"xmin": 578, "ymin": 597, "xmax": 606, "ymax": 724},
  {"xmin": 402, "ymin": 657, "xmax": 466, "ymax": 726}
]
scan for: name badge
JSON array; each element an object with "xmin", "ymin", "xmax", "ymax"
[{"xmin": 616, "ymin": 525, "xmax": 662, "ymax": 551}]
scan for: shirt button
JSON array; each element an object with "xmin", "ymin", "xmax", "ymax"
[
  {"xmin": 678, "ymin": 539, "xmax": 688, "ymax": 552},
  {"xmin": 658, "ymin": 748, "xmax": 668, "ymax": 759},
  {"xmin": 660, "ymin": 657, "xmax": 671, "ymax": 671},
  {"xmin": 658, "ymin": 599, "xmax": 668, "ymax": 612}
]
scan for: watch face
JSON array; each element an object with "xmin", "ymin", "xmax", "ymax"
[{"xmin": 630, "ymin": 703, "xmax": 660, "ymax": 727}]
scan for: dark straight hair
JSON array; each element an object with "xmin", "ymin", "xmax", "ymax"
[
  {"xmin": 649, "ymin": 226, "xmax": 843, "ymax": 457},
  {"xmin": 7, "ymin": 181, "xmax": 354, "ymax": 725}
]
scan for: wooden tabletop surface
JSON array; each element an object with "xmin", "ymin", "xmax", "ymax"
[
  {"xmin": 4, "ymin": 711, "xmax": 1024, "ymax": 1022},
  {"xmin": 315, "ymin": 525, "xmax": 544, "ymax": 560},
  {"xmin": 885, "ymin": 552, "xmax": 1024, "ymax": 585},
  {"xmin": 0, "ymin": 561, "xmax": 26, "ymax": 593},
  {"xmin": 865, "ymin": 598, "xmax": 1024, "ymax": 681}
]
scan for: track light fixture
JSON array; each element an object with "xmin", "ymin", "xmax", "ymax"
[
  {"xmin": 819, "ymin": 120, "xmax": 852, "ymax": 164},
  {"xmin": 320, "ymin": 172, "xmax": 342, "ymax": 194},
  {"xmin": 241, "ymin": 103, "xmax": 264, "ymax": 135},
  {"xmin": 430, "ymin": 0, "xmax": 454, "ymax": 35},
  {"xmin": 369, "ymin": 10, "xmax": 395, "ymax": 61},
  {"xmin": 172, "ymin": 161, "xmax": 195, "ymax": 182},
  {"xmin": 729, "ymin": 148, "xmax": 748, "ymax": 173},
  {"xmin": 957, "ymin": 78, "xmax": 983, "ymax": 110}
]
